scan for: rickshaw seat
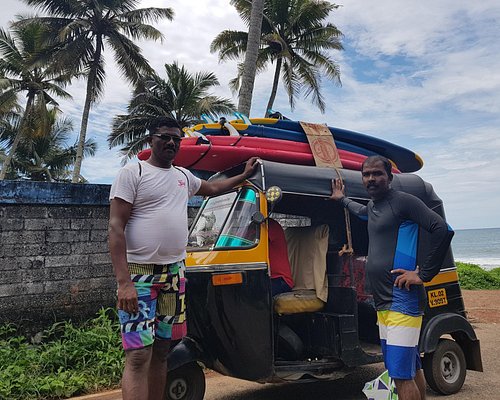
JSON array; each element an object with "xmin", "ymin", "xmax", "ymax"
[
  {"xmin": 273, "ymin": 289, "xmax": 325, "ymax": 314},
  {"xmin": 284, "ymin": 224, "xmax": 329, "ymax": 302}
]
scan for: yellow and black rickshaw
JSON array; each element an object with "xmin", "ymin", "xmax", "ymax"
[{"xmin": 165, "ymin": 160, "xmax": 482, "ymax": 400}]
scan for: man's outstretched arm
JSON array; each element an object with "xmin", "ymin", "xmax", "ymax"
[{"xmin": 196, "ymin": 157, "xmax": 259, "ymax": 197}]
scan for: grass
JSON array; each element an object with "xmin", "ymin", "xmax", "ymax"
[
  {"xmin": 456, "ymin": 262, "xmax": 500, "ymax": 290},
  {"xmin": 0, "ymin": 308, "xmax": 123, "ymax": 400}
]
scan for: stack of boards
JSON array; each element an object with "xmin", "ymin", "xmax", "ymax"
[{"xmin": 137, "ymin": 118, "xmax": 423, "ymax": 173}]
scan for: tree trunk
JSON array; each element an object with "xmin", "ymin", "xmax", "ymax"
[
  {"xmin": 238, "ymin": 0, "xmax": 265, "ymax": 117},
  {"xmin": 72, "ymin": 36, "xmax": 102, "ymax": 183},
  {"xmin": 265, "ymin": 57, "xmax": 282, "ymax": 117},
  {"xmin": 0, "ymin": 96, "xmax": 35, "ymax": 180}
]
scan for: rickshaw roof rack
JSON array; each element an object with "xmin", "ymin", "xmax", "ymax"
[{"xmin": 211, "ymin": 159, "xmax": 444, "ymax": 210}]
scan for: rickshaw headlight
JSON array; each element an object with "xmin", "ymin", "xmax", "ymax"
[{"xmin": 266, "ymin": 186, "xmax": 282, "ymax": 203}]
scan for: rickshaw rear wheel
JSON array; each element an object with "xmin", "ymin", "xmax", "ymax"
[
  {"xmin": 166, "ymin": 362, "xmax": 206, "ymax": 400},
  {"xmin": 423, "ymin": 338, "xmax": 466, "ymax": 395}
]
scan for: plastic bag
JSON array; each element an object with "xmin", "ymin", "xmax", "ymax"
[{"xmin": 362, "ymin": 370, "xmax": 398, "ymax": 400}]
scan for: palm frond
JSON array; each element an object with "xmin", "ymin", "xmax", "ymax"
[
  {"xmin": 22, "ymin": 0, "xmax": 81, "ymax": 17},
  {"xmin": 210, "ymin": 30, "xmax": 248, "ymax": 61},
  {"xmin": 120, "ymin": 7, "xmax": 174, "ymax": 24},
  {"xmin": 109, "ymin": 61, "xmax": 236, "ymax": 152},
  {"xmin": 218, "ymin": 0, "xmax": 343, "ymax": 114},
  {"xmin": 106, "ymin": 32, "xmax": 153, "ymax": 84}
]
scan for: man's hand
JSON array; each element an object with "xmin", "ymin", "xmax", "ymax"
[
  {"xmin": 117, "ymin": 281, "xmax": 139, "ymax": 314},
  {"xmin": 391, "ymin": 268, "xmax": 423, "ymax": 290},
  {"xmin": 242, "ymin": 156, "xmax": 259, "ymax": 178},
  {"xmin": 329, "ymin": 178, "xmax": 345, "ymax": 201}
]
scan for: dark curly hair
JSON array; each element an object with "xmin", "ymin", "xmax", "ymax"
[
  {"xmin": 362, "ymin": 155, "xmax": 393, "ymax": 178},
  {"xmin": 147, "ymin": 117, "xmax": 181, "ymax": 135}
]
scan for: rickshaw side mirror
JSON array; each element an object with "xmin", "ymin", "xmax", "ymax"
[{"xmin": 251, "ymin": 211, "xmax": 266, "ymax": 225}]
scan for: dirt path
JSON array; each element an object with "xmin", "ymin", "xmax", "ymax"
[{"xmin": 461, "ymin": 289, "xmax": 500, "ymax": 323}]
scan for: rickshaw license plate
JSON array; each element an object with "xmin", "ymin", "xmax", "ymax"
[{"xmin": 428, "ymin": 288, "xmax": 448, "ymax": 308}]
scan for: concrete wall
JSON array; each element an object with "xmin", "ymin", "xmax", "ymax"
[
  {"xmin": 0, "ymin": 181, "xmax": 199, "ymax": 330},
  {"xmin": 0, "ymin": 181, "xmax": 115, "ymax": 328}
]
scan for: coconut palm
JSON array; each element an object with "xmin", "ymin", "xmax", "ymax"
[
  {"xmin": 237, "ymin": 0, "xmax": 264, "ymax": 116},
  {"xmin": 211, "ymin": 0, "xmax": 343, "ymax": 116},
  {"xmin": 19, "ymin": 0, "xmax": 174, "ymax": 182},
  {"xmin": 0, "ymin": 22, "xmax": 72, "ymax": 180},
  {"xmin": 2, "ymin": 107, "xmax": 96, "ymax": 181},
  {"xmin": 109, "ymin": 61, "xmax": 236, "ymax": 160}
]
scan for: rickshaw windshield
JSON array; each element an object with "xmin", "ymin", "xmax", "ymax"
[{"xmin": 188, "ymin": 187, "xmax": 259, "ymax": 251}]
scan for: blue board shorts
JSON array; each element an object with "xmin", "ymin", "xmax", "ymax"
[
  {"xmin": 377, "ymin": 310, "xmax": 423, "ymax": 380},
  {"xmin": 118, "ymin": 261, "xmax": 187, "ymax": 351}
]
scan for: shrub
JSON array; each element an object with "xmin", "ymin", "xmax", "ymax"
[
  {"xmin": 456, "ymin": 262, "xmax": 500, "ymax": 290},
  {"xmin": 490, "ymin": 267, "xmax": 500, "ymax": 280},
  {"xmin": 0, "ymin": 308, "xmax": 123, "ymax": 400}
]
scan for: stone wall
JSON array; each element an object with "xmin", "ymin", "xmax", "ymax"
[
  {"xmin": 0, "ymin": 181, "xmax": 199, "ymax": 330},
  {"xmin": 0, "ymin": 181, "xmax": 115, "ymax": 328}
]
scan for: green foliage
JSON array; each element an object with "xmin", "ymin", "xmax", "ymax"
[
  {"xmin": 456, "ymin": 262, "xmax": 500, "ymax": 290},
  {"xmin": 211, "ymin": 0, "xmax": 344, "ymax": 114},
  {"xmin": 3, "ymin": 107, "xmax": 97, "ymax": 182},
  {"xmin": 0, "ymin": 308, "xmax": 123, "ymax": 400},
  {"xmin": 109, "ymin": 61, "xmax": 236, "ymax": 160},
  {"xmin": 18, "ymin": 0, "xmax": 174, "ymax": 181},
  {"xmin": 0, "ymin": 21, "xmax": 73, "ymax": 180},
  {"xmin": 490, "ymin": 267, "xmax": 500, "ymax": 280}
]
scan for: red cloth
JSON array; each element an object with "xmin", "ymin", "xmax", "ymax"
[
  {"xmin": 268, "ymin": 219, "xmax": 294, "ymax": 289},
  {"xmin": 340, "ymin": 255, "xmax": 371, "ymax": 302}
]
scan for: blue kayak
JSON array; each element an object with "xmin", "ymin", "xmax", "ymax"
[{"xmin": 229, "ymin": 118, "xmax": 424, "ymax": 172}]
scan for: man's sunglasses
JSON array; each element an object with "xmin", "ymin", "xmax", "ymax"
[{"xmin": 152, "ymin": 133, "xmax": 182, "ymax": 144}]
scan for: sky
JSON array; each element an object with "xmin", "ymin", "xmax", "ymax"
[{"xmin": 2, "ymin": 0, "xmax": 500, "ymax": 230}]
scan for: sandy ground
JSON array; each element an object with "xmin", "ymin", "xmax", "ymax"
[
  {"xmin": 72, "ymin": 290, "xmax": 500, "ymax": 400},
  {"xmin": 460, "ymin": 289, "xmax": 500, "ymax": 323}
]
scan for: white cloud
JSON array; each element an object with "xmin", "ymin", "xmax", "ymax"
[{"xmin": 2, "ymin": 0, "xmax": 500, "ymax": 229}]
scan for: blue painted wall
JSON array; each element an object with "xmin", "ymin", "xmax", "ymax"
[{"xmin": 0, "ymin": 181, "xmax": 111, "ymax": 205}]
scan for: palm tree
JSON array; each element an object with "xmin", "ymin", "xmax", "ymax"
[
  {"xmin": 0, "ymin": 22, "xmax": 72, "ymax": 180},
  {"xmin": 237, "ymin": 0, "xmax": 265, "ymax": 116},
  {"xmin": 109, "ymin": 61, "xmax": 236, "ymax": 160},
  {"xmin": 2, "ymin": 107, "xmax": 96, "ymax": 181},
  {"xmin": 211, "ymin": 0, "xmax": 343, "ymax": 116},
  {"xmin": 19, "ymin": 0, "xmax": 174, "ymax": 182}
]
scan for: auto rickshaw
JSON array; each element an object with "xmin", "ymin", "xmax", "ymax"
[{"xmin": 164, "ymin": 159, "xmax": 482, "ymax": 400}]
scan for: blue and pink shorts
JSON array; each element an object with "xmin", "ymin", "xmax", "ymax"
[
  {"xmin": 118, "ymin": 261, "xmax": 187, "ymax": 351},
  {"xmin": 377, "ymin": 310, "xmax": 423, "ymax": 380}
]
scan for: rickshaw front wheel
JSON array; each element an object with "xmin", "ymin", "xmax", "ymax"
[
  {"xmin": 423, "ymin": 338, "xmax": 466, "ymax": 395},
  {"xmin": 166, "ymin": 362, "xmax": 206, "ymax": 400}
]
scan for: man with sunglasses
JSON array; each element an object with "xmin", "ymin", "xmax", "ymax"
[{"xmin": 109, "ymin": 116, "xmax": 258, "ymax": 400}]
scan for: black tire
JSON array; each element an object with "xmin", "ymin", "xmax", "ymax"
[
  {"xmin": 166, "ymin": 362, "xmax": 206, "ymax": 400},
  {"xmin": 423, "ymin": 339, "xmax": 466, "ymax": 395}
]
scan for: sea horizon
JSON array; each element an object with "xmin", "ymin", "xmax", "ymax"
[{"xmin": 452, "ymin": 227, "xmax": 500, "ymax": 270}]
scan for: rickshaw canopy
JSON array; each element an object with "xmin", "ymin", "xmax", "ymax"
[{"xmin": 213, "ymin": 159, "xmax": 445, "ymax": 212}]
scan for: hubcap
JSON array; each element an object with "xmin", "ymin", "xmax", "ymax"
[
  {"xmin": 168, "ymin": 378, "xmax": 188, "ymax": 399},
  {"xmin": 440, "ymin": 351, "xmax": 460, "ymax": 384}
]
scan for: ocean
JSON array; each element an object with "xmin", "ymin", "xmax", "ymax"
[{"xmin": 451, "ymin": 227, "xmax": 500, "ymax": 270}]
